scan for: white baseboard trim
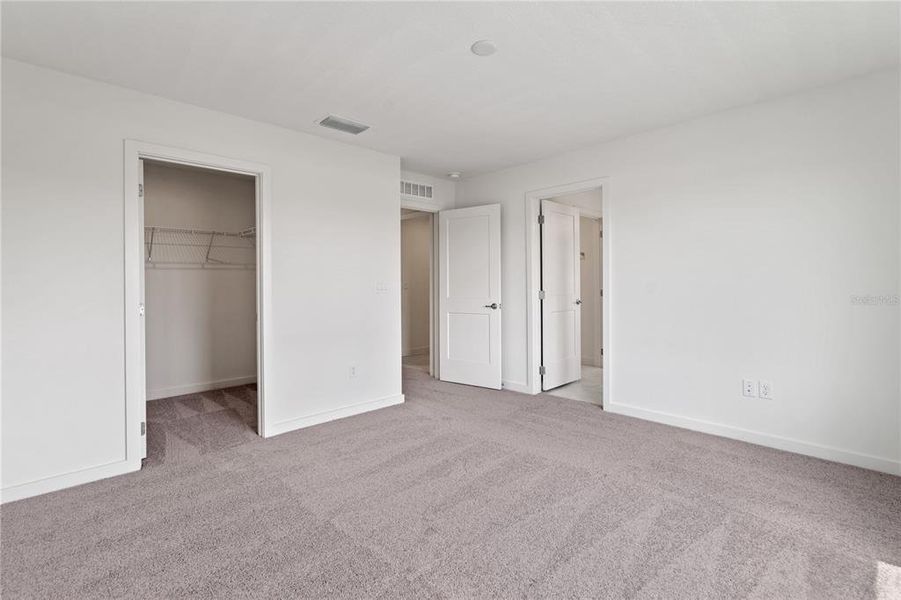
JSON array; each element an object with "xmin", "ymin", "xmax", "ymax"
[
  {"xmin": 502, "ymin": 380, "xmax": 531, "ymax": 394},
  {"xmin": 605, "ymin": 401, "xmax": 901, "ymax": 476},
  {"xmin": 266, "ymin": 394, "xmax": 405, "ymax": 438},
  {"xmin": 147, "ymin": 375, "xmax": 257, "ymax": 401},
  {"xmin": 1, "ymin": 458, "xmax": 141, "ymax": 504}
]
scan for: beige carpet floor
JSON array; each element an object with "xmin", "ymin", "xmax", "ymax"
[
  {"xmin": 144, "ymin": 384, "xmax": 259, "ymax": 467},
  {"xmin": 1, "ymin": 367, "xmax": 900, "ymax": 599}
]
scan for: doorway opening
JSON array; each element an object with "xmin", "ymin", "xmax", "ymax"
[
  {"xmin": 141, "ymin": 159, "xmax": 259, "ymax": 464},
  {"xmin": 125, "ymin": 140, "xmax": 272, "ymax": 470},
  {"xmin": 400, "ymin": 208, "xmax": 435, "ymax": 379},
  {"xmin": 525, "ymin": 180, "xmax": 608, "ymax": 406},
  {"xmin": 400, "ymin": 201, "xmax": 503, "ymax": 391},
  {"xmin": 543, "ymin": 206, "xmax": 603, "ymax": 405}
]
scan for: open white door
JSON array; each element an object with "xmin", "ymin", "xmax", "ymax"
[
  {"xmin": 540, "ymin": 199, "xmax": 581, "ymax": 390},
  {"xmin": 138, "ymin": 158, "xmax": 147, "ymax": 459},
  {"xmin": 438, "ymin": 204, "xmax": 502, "ymax": 389}
]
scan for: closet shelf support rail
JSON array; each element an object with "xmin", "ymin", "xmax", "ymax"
[{"xmin": 144, "ymin": 226, "xmax": 256, "ymax": 268}]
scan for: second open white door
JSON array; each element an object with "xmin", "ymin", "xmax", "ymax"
[
  {"xmin": 541, "ymin": 199, "xmax": 582, "ymax": 390},
  {"xmin": 438, "ymin": 204, "xmax": 502, "ymax": 389}
]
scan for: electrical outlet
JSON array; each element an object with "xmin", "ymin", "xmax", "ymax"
[
  {"xmin": 758, "ymin": 380, "xmax": 773, "ymax": 399},
  {"xmin": 349, "ymin": 365, "xmax": 357, "ymax": 378},
  {"xmin": 742, "ymin": 379, "xmax": 757, "ymax": 398}
]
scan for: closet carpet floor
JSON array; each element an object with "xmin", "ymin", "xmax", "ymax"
[
  {"xmin": 2, "ymin": 367, "xmax": 900, "ymax": 599},
  {"xmin": 144, "ymin": 384, "xmax": 259, "ymax": 467}
]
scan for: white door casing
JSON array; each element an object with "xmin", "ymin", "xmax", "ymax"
[
  {"xmin": 541, "ymin": 199, "xmax": 581, "ymax": 390},
  {"xmin": 598, "ymin": 219, "xmax": 604, "ymax": 367},
  {"xmin": 138, "ymin": 159, "xmax": 148, "ymax": 458},
  {"xmin": 438, "ymin": 204, "xmax": 502, "ymax": 389}
]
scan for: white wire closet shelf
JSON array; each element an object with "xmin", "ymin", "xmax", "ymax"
[{"xmin": 145, "ymin": 226, "xmax": 256, "ymax": 269}]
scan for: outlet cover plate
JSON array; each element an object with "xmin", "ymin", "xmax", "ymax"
[{"xmin": 742, "ymin": 379, "xmax": 757, "ymax": 398}]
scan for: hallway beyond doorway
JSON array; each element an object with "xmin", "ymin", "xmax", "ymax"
[{"xmin": 402, "ymin": 353, "xmax": 430, "ymax": 373}]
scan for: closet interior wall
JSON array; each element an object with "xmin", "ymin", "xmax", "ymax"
[{"xmin": 143, "ymin": 160, "xmax": 257, "ymax": 400}]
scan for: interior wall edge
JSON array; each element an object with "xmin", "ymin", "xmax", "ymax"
[
  {"xmin": 606, "ymin": 401, "xmax": 901, "ymax": 476},
  {"xmin": 0, "ymin": 459, "xmax": 140, "ymax": 505},
  {"xmin": 147, "ymin": 375, "xmax": 258, "ymax": 401},
  {"xmin": 265, "ymin": 394, "xmax": 405, "ymax": 438}
]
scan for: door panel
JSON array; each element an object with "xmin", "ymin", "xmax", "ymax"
[
  {"xmin": 138, "ymin": 158, "xmax": 147, "ymax": 459},
  {"xmin": 438, "ymin": 204, "xmax": 502, "ymax": 389},
  {"xmin": 447, "ymin": 313, "xmax": 491, "ymax": 363},
  {"xmin": 447, "ymin": 216, "xmax": 491, "ymax": 297},
  {"xmin": 541, "ymin": 200, "xmax": 581, "ymax": 390}
]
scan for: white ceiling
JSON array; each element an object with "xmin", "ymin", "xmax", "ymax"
[{"xmin": 3, "ymin": 2, "xmax": 898, "ymax": 178}]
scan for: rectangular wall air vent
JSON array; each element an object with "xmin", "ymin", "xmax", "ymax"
[
  {"xmin": 400, "ymin": 180, "xmax": 433, "ymax": 199},
  {"xmin": 318, "ymin": 115, "xmax": 370, "ymax": 135}
]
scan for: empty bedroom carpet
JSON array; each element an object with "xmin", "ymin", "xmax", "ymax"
[{"xmin": 2, "ymin": 367, "xmax": 899, "ymax": 599}]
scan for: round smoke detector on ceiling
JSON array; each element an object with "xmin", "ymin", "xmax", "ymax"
[
  {"xmin": 470, "ymin": 40, "xmax": 497, "ymax": 57},
  {"xmin": 448, "ymin": 172, "xmax": 462, "ymax": 179}
]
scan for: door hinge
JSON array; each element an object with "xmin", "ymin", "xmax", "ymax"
[
  {"xmin": 538, "ymin": 290, "xmax": 546, "ymax": 300},
  {"xmin": 141, "ymin": 421, "xmax": 146, "ymax": 436},
  {"xmin": 138, "ymin": 183, "xmax": 144, "ymax": 197},
  {"xmin": 539, "ymin": 365, "xmax": 546, "ymax": 376},
  {"xmin": 601, "ymin": 349, "xmax": 604, "ymax": 356},
  {"xmin": 538, "ymin": 214, "xmax": 545, "ymax": 225}
]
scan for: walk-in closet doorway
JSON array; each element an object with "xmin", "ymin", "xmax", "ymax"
[{"xmin": 124, "ymin": 141, "xmax": 272, "ymax": 467}]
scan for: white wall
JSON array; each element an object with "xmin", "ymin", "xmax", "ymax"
[
  {"xmin": 458, "ymin": 70, "xmax": 901, "ymax": 474},
  {"xmin": 144, "ymin": 162, "xmax": 257, "ymax": 399},
  {"xmin": 1, "ymin": 59, "xmax": 403, "ymax": 500},
  {"xmin": 401, "ymin": 213, "xmax": 431, "ymax": 356}
]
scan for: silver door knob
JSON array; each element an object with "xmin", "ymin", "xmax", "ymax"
[
  {"xmin": 484, "ymin": 303, "xmax": 499, "ymax": 309},
  {"xmin": 575, "ymin": 299, "xmax": 582, "ymax": 305}
]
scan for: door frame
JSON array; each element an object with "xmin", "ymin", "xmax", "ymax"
[
  {"xmin": 399, "ymin": 199, "xmax": 439, "ymax": 378},
  {"xmin": 524, "ymin": 177, "xmax": 611, "ymax": 400},
  {"xmin": 124, "ymin": 140, "xmax": 273, "ymax": 467}
]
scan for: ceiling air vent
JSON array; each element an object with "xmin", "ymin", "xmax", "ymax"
[
  {"xmin": 401, "ymin": 180, "xmax": 433, "ymax": 199},
  {"xmin": 318, "ymin": 115, "xmax": 370, "ymax": 135}
]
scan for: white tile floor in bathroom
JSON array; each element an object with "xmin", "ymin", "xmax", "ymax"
[{"xmin": 543, "ymin": 365, "xmax": 603, "ymax": 406}]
